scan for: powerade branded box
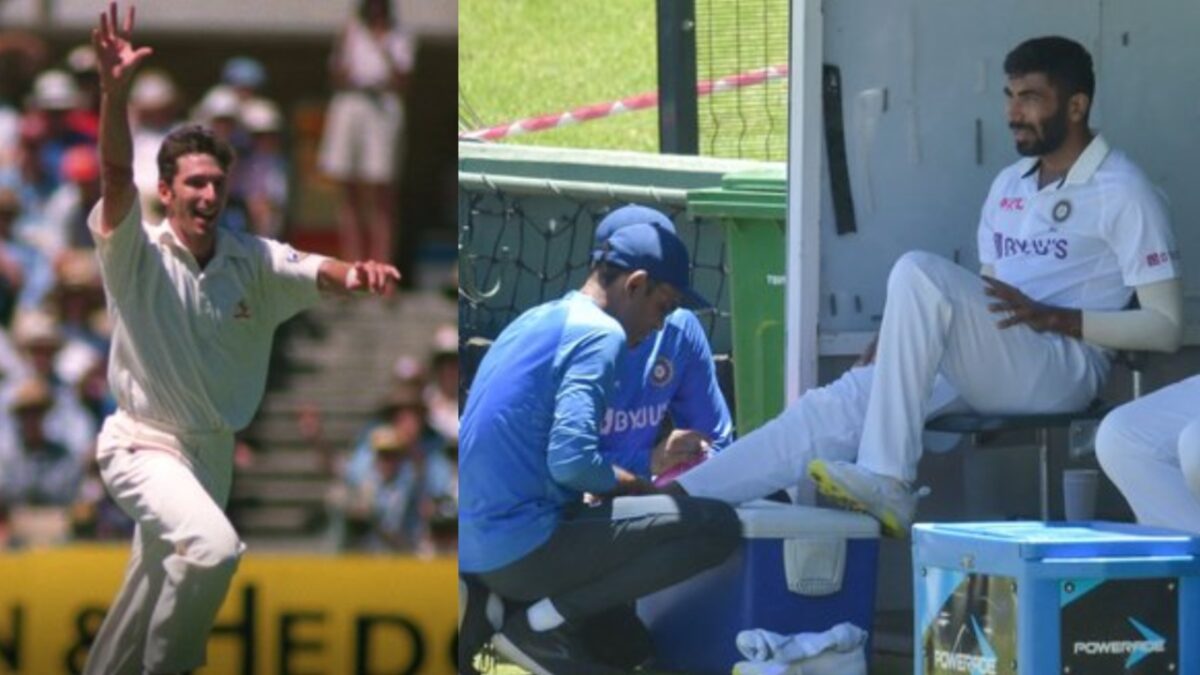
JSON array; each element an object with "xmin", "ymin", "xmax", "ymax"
[
  {"xmin": 638, "ymin": 501, "xmax": 880, "ymax": 675},
  {"xmin": 912, "ymin": 521, "xmax": 1200, "ymax": 675}
]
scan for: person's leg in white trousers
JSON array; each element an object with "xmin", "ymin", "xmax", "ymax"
[
  {"xmin": 856, "ymin": 251, "xmax": 1108, "ymax": 483},
  {"xmin": 83, "ymin": 443, "xmax": 242, "ymax": 675},
  {"xmin": 678, "ymin": 360, "xmax": 963, "ymax": 504},
  {"xmin": 1096, "ymin": 375, "xmax": 1200, "ymax": 533}
]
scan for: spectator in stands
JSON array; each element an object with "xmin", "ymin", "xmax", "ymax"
[
  {"xmin": 28, "ymin": 70, "xmax": 94, "ymax": 193},
  {"xmin": 64, "ymin": 44, "xmax": 102, "ymax": 140},
  {"xmin": 425, "ymin": 323, "xmax": 458, "ymax": 446},
  {"xmin": 7, "ymin": 309, "xmax": 97, "ymax": 460},
  {"xmin": 193, "ymin": 85, "xmax": 241, "ymax": 144},
  {"xmin": 0, "ymin": 187, "xmax": 54, "ymax": 321},
  {"xmin": 319, "ymin": 0, "xmax": 413, "ymax": 264},
  {"xmin": 5, "ymin": 112, "xmax": 55, "ymax": 228},
  {"xmin": 343, "ymin": 385, "xmax": 454, "ymax": 554},
  {"xmin": 1, "ymin": 32, "xmax": 48, "ymax": 173},
  {"xmin": 237, "ymin": 98, "xmax": 289, "ymax": 239},
  {"xmin": 129, "ymin": 69, "xmax": 180, "ymax": 220},
  {"xmin": 34, "ymin": 144, "xmax": 101, "ymax": 257},
  {"xmin": 0, "ymin": 376, "xmax": 83, "ymax": 506},
  {"xmin": 221, "ymin": 56, "xmax": 267, "ymax": 106}
]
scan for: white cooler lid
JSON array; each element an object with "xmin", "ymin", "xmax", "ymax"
[{"xmin": 735, "ymin": 500, "xmax": 881, "ymax": 539}]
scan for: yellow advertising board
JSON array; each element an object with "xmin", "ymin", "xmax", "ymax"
[{"xmin": 0, "ymin": 546, "xmax": 458, "ymax": 675}]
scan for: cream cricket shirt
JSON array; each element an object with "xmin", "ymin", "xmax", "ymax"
[
  {"xmin": 977, "ymin": 134, "xmax": 1181, "ymax": 311},
  {"xmin": 89, "ymin": 200, "xmax": 327, "ymax": 434}
]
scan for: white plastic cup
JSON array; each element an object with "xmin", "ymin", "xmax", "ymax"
[{"xmin": 1063, "ymin": 468, "xmax": 1100, "ymax": 521}]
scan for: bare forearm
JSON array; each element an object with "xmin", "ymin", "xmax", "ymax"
[
  {"xmin": 1040, "ymin": 306, "xmax": 1082, "ymax": 339},
  {"xmin": 318, "ymin": 257, "xmax": 401, "ymax": 296},
  {"xmin": 317, "ymin": 259, "xmax": 353, "ymax": 295}
]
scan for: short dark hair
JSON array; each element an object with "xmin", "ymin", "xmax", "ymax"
[
  {"xmin": 1004, "ymin": 36, "xmax": 1095, "ymax": 102},
  {"xmin": 156, "ymin": 125, "xmax": 235, "ymax": 186},
  {"xmin": 590, "ymin": 260, "xmax": 661, "ymax": 292}
]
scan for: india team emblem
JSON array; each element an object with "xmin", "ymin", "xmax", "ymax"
[
  {"xmin": 650, "ymin": 356, "xmax": 674, "ymax": 387},
  {"xmin": 1052, "ymin": 199, "xmax": 1072, "ymax": 223}
]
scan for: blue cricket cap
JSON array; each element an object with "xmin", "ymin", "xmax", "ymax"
[
  {"xmin": 597, "ymin": 221, "xmax": 710, "ymax": 309},
  {"xmin": 593, "ymin": 205, "xmax": 677, "ymax": 251}
]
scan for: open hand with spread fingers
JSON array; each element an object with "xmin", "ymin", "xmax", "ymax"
[
  {"xmin": 92, "ymin": 2, "xmax": 153, "ymax": 93},
  {"xmin": 345, "ymin": 260, "xmax": 402, "ymax": 295},
  {"xmin": 983, "ymin": 274, "xmax": 1081, "ymax": 337}
]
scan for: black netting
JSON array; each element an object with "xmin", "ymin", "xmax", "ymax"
[
  {"xmin": 696, "ymin": 0, "xmax": 790, "ymax": 161},
  {"xmin": 459, "ymin": 183, "xmax": 733, "ymax": 397}
]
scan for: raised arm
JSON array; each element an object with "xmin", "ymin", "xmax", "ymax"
[{"xmin": 92, "ymin": 2, "xmax": 153, "ymax": 234}]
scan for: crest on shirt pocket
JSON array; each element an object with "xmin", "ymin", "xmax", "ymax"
[
  {"xmin": 1052, "ymin": 199, "xmax": 1072, "ymax": 223},
  {"xmin": 650, "ymin": 356, "xmax": 673, "ymax": 387},
  {"xmin": 233, "ymin": 299, "xmax": 252, "ymax": 320}
]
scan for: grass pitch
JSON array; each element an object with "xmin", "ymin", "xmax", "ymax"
[{"xmin": 459, "ymin": 0, "xmax": 660, "ymax": 152}]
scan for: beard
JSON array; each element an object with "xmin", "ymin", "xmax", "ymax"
[{"xmin": 1011, "ymin": 106, "xmax": 1069, "ymax": 157}]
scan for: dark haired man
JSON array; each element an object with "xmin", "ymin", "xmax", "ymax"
[
  {"xmin": 83, "ymin": 5, "xmax": 399, "ymax": 674},
  {"xmin": 668, "ymin": 36, "xmax": 1182, "ymax": 538},
  {"xmin": 459, "ymin": 220, "xmax": 740, "ymax": 674}
]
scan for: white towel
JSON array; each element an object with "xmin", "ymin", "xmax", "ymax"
[{"xmin": 736, "ymin": 622, "xmax": 866, "ymax": 662}]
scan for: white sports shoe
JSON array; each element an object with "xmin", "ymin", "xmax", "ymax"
[{"xmin": 807, "ymin": 460, "xmax": 925, "ymax": 538}]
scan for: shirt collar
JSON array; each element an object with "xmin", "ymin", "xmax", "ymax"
[
  {"xmin": 1017, "ymin": 134, "xmax": 1111, "ymax": 187},
  {"xmin": 153, "ymin": 219, "xmax": 250, "ymax": 265}
]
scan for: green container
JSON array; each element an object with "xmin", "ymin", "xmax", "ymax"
[{"xmin": 688, "ymin": 169, "xmax": 787, "ymax": 435}]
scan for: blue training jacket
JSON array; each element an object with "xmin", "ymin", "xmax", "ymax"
[
  {"xmin": 459, "ymin": 291, "xmax": 623, "ymax": 573},
  {"xmin": 600, "ymin": 309, "xmax": 733, "ymax": 478}
]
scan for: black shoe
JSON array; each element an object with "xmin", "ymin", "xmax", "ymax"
[
  {"xmin": 492, "ymin": 612, "xmax": 624, "ymax": 675},
  {"xmin": 458, "ymin": 576, "xmax": 500, "ymax": 675},
  {"xmin": 580, "ymin": 603, "xmax": 653, "ymax": 670}
]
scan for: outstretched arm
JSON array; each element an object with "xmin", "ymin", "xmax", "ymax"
[
  {"xmin": 93, "ymin": 2, "xmax": 152, "ymax": 235},
  {"xmin": 316, "ymin": 259, "xmax": 401, "ymax": 296}
]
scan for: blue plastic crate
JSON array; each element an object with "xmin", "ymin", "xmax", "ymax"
[
  {"xmin": 913, "ymin": 521, "xmax": 1200, "ymax": 675},
  {"xmin": 639, "ymin": 501, "xmax": 881, "ymax": 674}
]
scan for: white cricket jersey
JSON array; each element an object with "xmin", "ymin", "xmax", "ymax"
[
  {"xmin": 977, "ymin": 134, "xmax": 1180, "ymax": 311},
  {"xmin": 88, "ymin": 200, "xmax": 327, "ymax": 434}
]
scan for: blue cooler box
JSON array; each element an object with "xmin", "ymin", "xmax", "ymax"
[
  {"xmin": 913, "ymin": 521, "xmax": 1200, "ymax": 675},
  {"xmin": 638, "ymin": 501, "xmax": 881, "ymax": 674}
]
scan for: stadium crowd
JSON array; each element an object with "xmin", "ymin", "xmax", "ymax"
[{"xmin": 0, "ymin": 31, "xmax": 457, "ymax": 555}]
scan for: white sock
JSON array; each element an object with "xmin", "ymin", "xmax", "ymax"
[{"xmin": 526, "ymin": 599, "xmax": 565, "ymax": 632}]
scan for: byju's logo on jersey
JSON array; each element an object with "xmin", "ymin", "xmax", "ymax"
[
  {"xmin": 650, "ymin": 356, "xmax": 674, "ymax": 387},
  {"xmin": 993, "ymin": 233, "xmax": 1069, "ymax": 260}
]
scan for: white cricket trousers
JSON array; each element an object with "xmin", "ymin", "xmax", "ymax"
[
  {"xmin": 680, "ymin": 251, "xmax": 1109, "ymax": 503},
  {"xmin": 1096, "ymin": 375, "xmax": 1200, "ymax": 533},
  {"xmin": 83, "ymin": 410, "xmax": 243, "ymax": 675}
]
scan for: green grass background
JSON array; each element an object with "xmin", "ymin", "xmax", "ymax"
[{"xmin": 459, "ymin": 0, "xmax": 661, "ymax": 152}]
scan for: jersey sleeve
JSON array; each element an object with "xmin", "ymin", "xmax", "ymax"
[
  {"xmin": 1102, "ymin": 184, "xmax": 1181, "ymax": 287},
  {"xmin": 259, "ymin": 238, "xmax": 328, "ymax": 324},
  {"xmin": 87, "ymin": 198, "xmax": 148, "ymax": 298},
  {"xmin": 668, "ymin": 312, "xmax": 733, "ymax": 451},
  {"xmin": 547, "ymin": 324, "xmax": 622, "ymax": 494}
]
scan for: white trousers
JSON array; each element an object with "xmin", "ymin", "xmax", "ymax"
[
  {"xmin": 680, "ymin": 251, "xmax": 1108, "ymax": 502},
  {"xmin": 83, "ymin": 411, "xmax": 243, "ymax": 675},
  {"xmin": 1096, "ymin": 375, "xmax": 1200, "ymax": 533}
]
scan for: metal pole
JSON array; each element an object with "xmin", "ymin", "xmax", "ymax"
[
  {"xmin": 785, "ymin": 0, "xmax": 823, "ymax": 399},
  {"xmin": 656, "ymin": 0, "xmax": 699, "ymax": 154}
]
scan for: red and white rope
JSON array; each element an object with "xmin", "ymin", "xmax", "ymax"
[{"xmin": 459, "ymin": 64, "xmax": 788, "ymax": 142}]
